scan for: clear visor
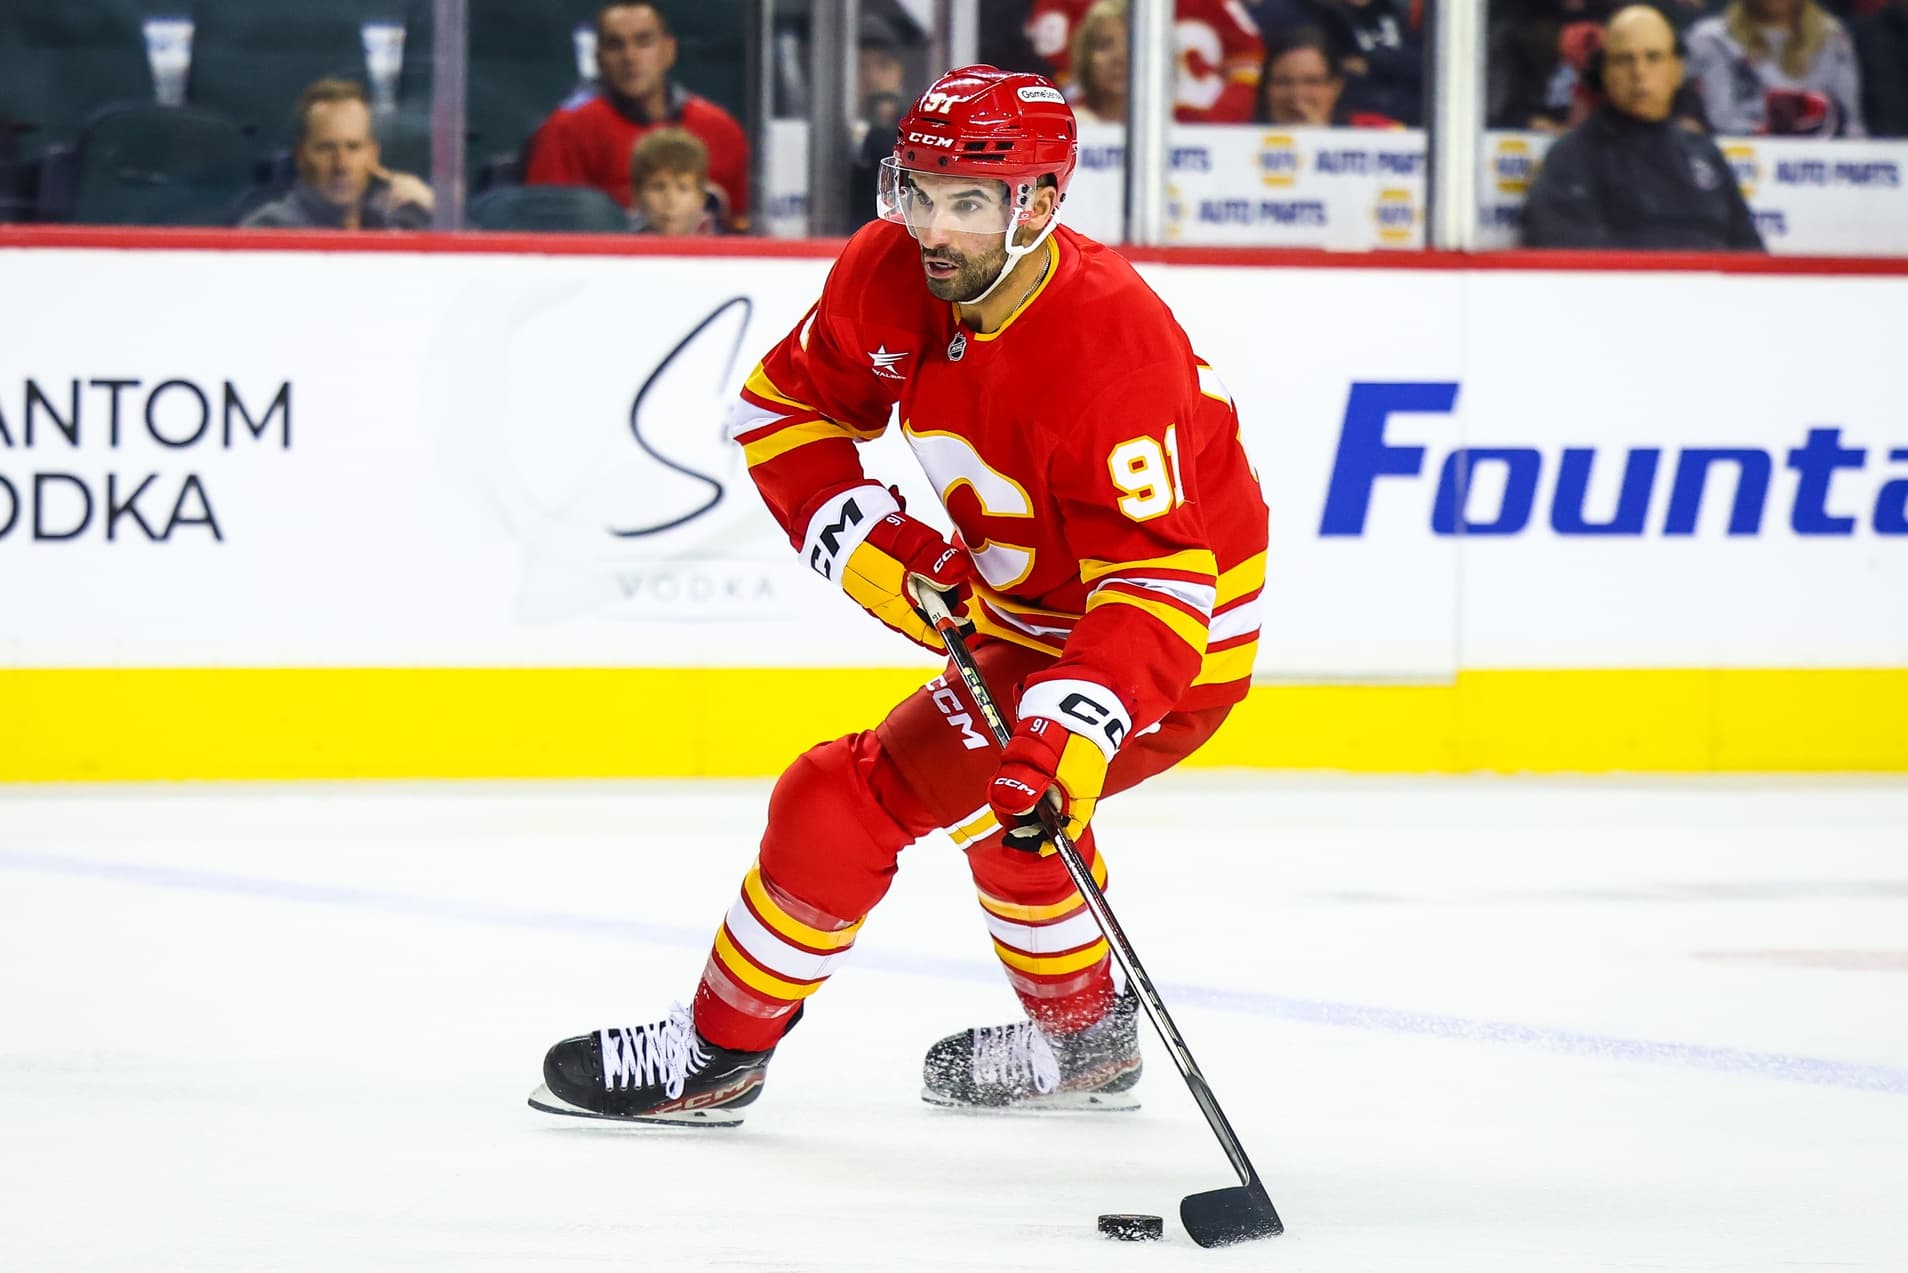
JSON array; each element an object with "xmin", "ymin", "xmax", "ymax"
[{"xmin": 876, "ymin": 157, "xmax": 1019, "ymax": 237}]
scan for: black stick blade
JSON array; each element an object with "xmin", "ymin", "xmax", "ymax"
[{"xmin": 1180, "ymin": 1183, "xmax": 1284, "ymax": 1248}]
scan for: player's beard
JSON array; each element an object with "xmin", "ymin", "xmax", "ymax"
[{"xmin": 920, "ymin": 242, "xmax": 1007, "ymax": 303}]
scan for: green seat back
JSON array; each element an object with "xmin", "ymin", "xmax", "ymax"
[
  {"xmin": 0, "ymin": 1, "xmax": 155, "ymax": 161},
  {"xmin": 467, "ymin": 183, "xmax": 628, "ymax": 232},
  {"xmin": 72, "ymin": 104, "xmax": 256, "ymax": 225}
]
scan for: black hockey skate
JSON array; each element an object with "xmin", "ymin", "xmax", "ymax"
[
  {"xmin": 528, "ymin": 1003, "xmax": 780, "ymax": 1127},
  {"xmin": 922, "ymin": 991, "xmax": 1142, "ymax": 1112}
]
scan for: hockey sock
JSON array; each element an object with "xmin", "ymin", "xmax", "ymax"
[
  {"xmin": 694, "ymin": 858, "xmax": 865, "ymax": 1053},
  {"xmin": 964, "ymin": 822, "xmax": 1123, "ymax": 1033}
]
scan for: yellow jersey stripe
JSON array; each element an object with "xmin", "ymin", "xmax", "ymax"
[
  {"xmin": 1216, "ymin": 552, "xmax": 1268, "ymax": 605},
  {"xmin": 992, "ymin": 938, "xmax": 1110, "ymax": 976},
  {"xmin": 968, "ymin": 604, "xmax": 1065, "ymax": 657},
  {"xmin": 743, "ymin": 864, "xmax": 863, "ymax": 951},
  {"xmin": 1193, "ymin": 638, "xmax": 1259, "ymax": 686},
  {"xmin": 1086, "ymin": 588, "xmax": 1210, "ymax": 652},
  {"xmin": 1079, "ymin": 549, "xmax": 1218, "ymax": 587},
  {"xmin": 948, "ymin": 807, "xmax": 999, "ymax": 846},
  {"xmin": 741, "ymin": 418, "xmax": 875, "ymax": 468},
  {"xmin": 971, "ymin": 238, "xmax": 1061, "ymax": 342},
  {"xmin": 743, "ymin": 363, "xmax": 814, "ymax": 411}
]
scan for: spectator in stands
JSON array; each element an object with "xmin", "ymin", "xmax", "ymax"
[
  {"xmin": 525, "ymin": 3, "xmax": 750, "ymax": 228},
  {"xmin": 1525, "ymin": 5, "xmax": 1764, "ymax": 247},
  {"xmin": 1069, "ymin": 0, "xmax": 1130, "ymax": 123},
  {"xmin": 1258, "ymin": 25, "xmax": 1403, "ymax": 124},
  {"xmin": 848, "ymin": 15, "xmax": 916, "ymax": 228},
  {"xmin": 1301, "ymin": 0, "xmax": 1426, "ymax": 125},
  {"xmin": 630, "ymin": 128, "xmax": 718, "ymax": 235},
  {"xmin": 240, "ymin": 79, "xmax": 432, "ymax": 230},
  {"xmin": 1026, "ymin": 0, "xmax": 1264, "ymax": 121},
  {"xmin": 1855, "ymin": 0, "xmax": 1908, "ymax": 135},
  {"xmin": 1489, "ymin": 0, "xmax": 1614, "ymax": 132},
  {"xmin": 1685, "ymin": 0, "xmax": 1867, "ymax": 134}
]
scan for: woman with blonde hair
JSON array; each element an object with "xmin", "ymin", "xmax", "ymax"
[
  {"xmin": 1068, "ymin": 0, "xmax": 1129, "ymax": 124},
  {"xmin": 1686, "ymin": 0, "xmax": 1867, "ymax": 134}
]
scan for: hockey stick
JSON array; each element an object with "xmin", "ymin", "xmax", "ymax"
[{"xmin": 916, "ymin": 588, "xmax": 1285, "ymax": 1248}]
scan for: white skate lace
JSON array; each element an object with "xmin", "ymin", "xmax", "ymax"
[
  {"xmin": 599, "ymin": 1003, "xmax": 710, "ymax": 1100},
  {"xmin": 971, "ymin": 1021, "xmax": 1062, "ymax": 1095}
]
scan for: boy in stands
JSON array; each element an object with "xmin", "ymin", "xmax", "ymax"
[
  {"xmin": 629, "ymin": 128, "xmax": 717, "ymax": 235},
  {"xmin": 530, "ymin": 65, "xmax": 1268, "ymax": 1124}
]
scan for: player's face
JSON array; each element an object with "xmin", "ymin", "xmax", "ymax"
[{"xmin": 890, "ymin": 170, "xmax": 1014, "ymax": 302}]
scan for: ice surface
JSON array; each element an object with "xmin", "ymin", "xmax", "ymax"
[{"xmin": 2, "ymin": 775, "xmax": 1905, "ymax": 1271}]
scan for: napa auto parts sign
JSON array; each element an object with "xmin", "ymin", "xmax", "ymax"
[{"xmin": 0, "ymin": 241, "xmax": 1901, "ymax": 676}]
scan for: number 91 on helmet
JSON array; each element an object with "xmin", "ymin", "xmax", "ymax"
[{"xmin": 875, "ymin": 66, "xmax": 1079, "ymax": 296}]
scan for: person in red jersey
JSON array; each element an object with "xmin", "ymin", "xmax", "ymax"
[
  {"xmin": 529, "ymin": 65, "xmax": 1268, "ymax": 1125},
  {"xmin": 1029, "ymin": 0, "xmax": 1266, "ymax": 122},
  {"xmin": 523, "ymin": 2, "xmax": 749, "ymax": 228}
]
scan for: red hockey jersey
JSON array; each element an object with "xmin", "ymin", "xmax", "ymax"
[
  {"xmin": 1027, "ymin": 0, "xmax": 1265, "ymax": 123},
  {"xmin": 731, "ymin": 220, "xmax": 1268, "ymax": 734}
]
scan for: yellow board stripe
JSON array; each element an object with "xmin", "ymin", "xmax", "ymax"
[
  {"xmin": 1193, "ymin": 639, "xmax": 1259, "ymax": 687},
  {"xmin": 741, "ymin": 418, "xmax": 875, "ymax": 467},
  {"xmin": 714, "ymin": 926, "xmax": 823, "ymax": 1000},
  {"xmin": 743, "ymin": 363, "xmax": 813, "ymax": 411},
  {"xmin": 1216, "ymin": 552, "xmax": 1267, "ymax": 604},
  {"xmin": 1086, "ymin": 588, "xmax": 1209, "ymax": 652},
  {"xmin": 1079, "ymin": 549, "xmax": 1218, "ymax": 587},
  {"xmin": 742, "ymin": 864, "xmax": 862, "ymax": 951},
  {"xmin": 1, "ymin": 667, "xmax": 1904, "ymax": 779},
  {"xmin": 992, "ymin": 938, "xmax": 1109, "ymax": 976}
]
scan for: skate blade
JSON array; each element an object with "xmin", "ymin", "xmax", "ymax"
[
  {"xmin": 920, "ymin": 1087, "xmax": 1141, "ymax": 1114},
  {"xmin": 527, "ymin": 1084, "xmax": 747, "ymax": 1128}
]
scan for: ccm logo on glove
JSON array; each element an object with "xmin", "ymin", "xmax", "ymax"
[
  {"xmin": 802, "ymin": 485, "xmax": 971, "ymax": 652},
  {"xmin": 987, "ymin": 679, "xmax": 1134, "ymax": 850}
]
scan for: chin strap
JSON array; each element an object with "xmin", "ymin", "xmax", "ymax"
[{"xmin": 962, "ymin": 212, "xmax": 1062, "ymax": 305}]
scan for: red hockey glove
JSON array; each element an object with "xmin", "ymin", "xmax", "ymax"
[
  {"xmin": 801, "ymin": 483, "xmax": 971, "ymax": 652},
  {"xmin": 988, "ymin": 679, "xmax": 1133, "ymax": 852}
]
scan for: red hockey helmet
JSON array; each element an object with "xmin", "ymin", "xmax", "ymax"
[{"xmin": 876, "ymin": 65, "xmax": 1078, "ymax": 299}]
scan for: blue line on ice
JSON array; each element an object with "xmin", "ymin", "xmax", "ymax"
[{"xmin": 4, "ymin": 846, "xmax": 1905, "ymax": 1096}]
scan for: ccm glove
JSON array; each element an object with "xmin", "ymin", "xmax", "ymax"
[
  {"xmin": 801, "ymin": 483, "xmax": 971, "ymax": 652},
  {"xmin": 988, "ymin": 679, "xmax": 1134, "ymax": 851}
]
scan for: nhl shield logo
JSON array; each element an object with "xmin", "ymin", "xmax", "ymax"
[{"xmin": 947, "ymin": 330, "xmax": 968, "ymax": 362}]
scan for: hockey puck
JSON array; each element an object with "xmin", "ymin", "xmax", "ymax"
[{"xmin": 1097, "ymin": 1213, "xmax": 1164, "ymax": 1241}]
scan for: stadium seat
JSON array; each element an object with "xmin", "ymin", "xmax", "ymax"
[
  {"xmin": 0, "ymin": 0, "xmax": 156, "ymax": 163},
  {"xmin": 464, "ymin": 0, "xmax": 591, "ymax": 177},
  {"xmin": 667, "ymin": 0, "xmax": 748, "ymax": 121},
  {"xmin": 466, "ymin": 185, "xmax": 629, "ymax": 232},
  {"xmin": 59, "ymin": 104, "xmax": 256, "ymax": 225},
  {"xmin": 187, "ymin": 0, "xmax": 400, "ymax": 148}
]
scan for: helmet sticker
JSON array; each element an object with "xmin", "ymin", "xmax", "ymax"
[{"xmin": 1016, "ymin": 85, "xmax": 1066, "ymax": 104}]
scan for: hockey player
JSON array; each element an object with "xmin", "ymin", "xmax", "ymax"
[{"xmin": 529, "ymin": 65, "xmax": 1268, "ymax": 1125}]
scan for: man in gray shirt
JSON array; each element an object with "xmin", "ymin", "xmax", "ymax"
[
  {"xmin": 241, "ymin": 79, "xmax": 432, "ymax": 230},
  {"xmin": 1524, "ymin": 5, "xmax": 1764, "ymax": 250}
]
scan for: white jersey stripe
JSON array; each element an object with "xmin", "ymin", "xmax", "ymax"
[{"xmin": 1210, "ymin": 592, "xmax": 1265, "ymax": 643}]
